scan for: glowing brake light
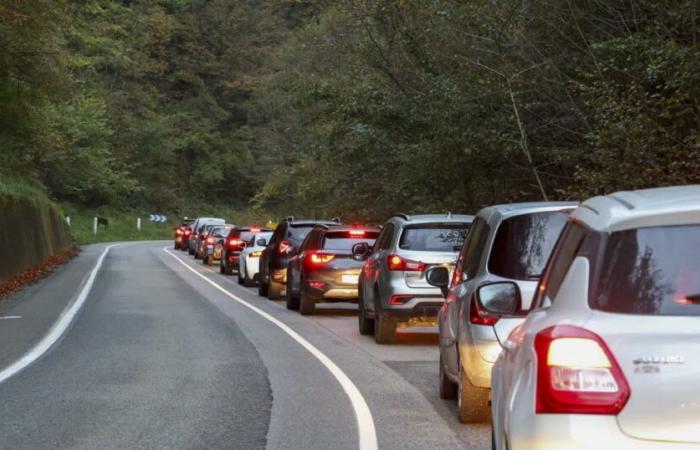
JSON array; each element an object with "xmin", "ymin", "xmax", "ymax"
[
  {"xmin": 387, "ymin": 254, "xmax": 425, "ymax": 271},
  {"xmin": 250, "ymin": 228, "xmax": 261, "ymax": 233},
  {"xmin": 184, "ymin": 229, "xmax": 191, "ymax": 236},
  {"xmin": 176, "ymin": 229, "xmax": 183, "ymax": 235},
  {"xmin": 309, "ymin": 252, "xmax": 335, "ymax": 265},
  {"xmin": 535, "ymin": 325, "xmax": 630, "ymax": 415},
  {"xmin": 228, "ymin": 239, "xmax": 243, "ymax": 249},
  {"xmin": 349, "ymin": 230, "xmax": 366, "ymax": 237},
  {"xmin": 206, "ymin": 237, "xmax": 215, "ymax": 244}
]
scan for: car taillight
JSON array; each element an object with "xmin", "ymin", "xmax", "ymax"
[
  {"xmin": 308, "ymin": 281, "xmax": 327, "ymax": 289},
  {"xmin": 184, "ymin": 230, "xmax": 191, "ymax": 236},
  {"xmin": 250, "ymin": 228, "xmax": 261, "ymax": 233},
  {"xmin": 349, "ymin": 230, "xmax": 366, "ymax": 237},
  {"xmin": 200, "ymin": 234, "xmax": 206, "ymax": 240},
  {"xmin": 279, "ymin": 240, "xmax": 292, "ymax": 255},
  {"xmin": 387, "ymin": 254, "xmax": 425, "ymax": 271},
  {"xmin": 308, "ymin": 252, "xmax": 335, "ymax": 265},
  {"xmin": 228, "ymin": 239, "xmax": 243, "ymax": 250},
  {"xmin": 535, "ymin": 325, "xmax": 630, "ymax": 415},
  {"xmin": 176, "ymin": 229, "xmax": 183, "ymax": 235},
  {"xmin": 207, "ymin": 237, "xmax": 214, "ymax": 244},
  {"xmin": 469, "ymin": 294, "xmax": 499, "ymax": 325}
]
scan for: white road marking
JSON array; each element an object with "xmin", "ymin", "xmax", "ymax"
[
  {"xmin": 0, "ymin": 316, "xmax": 22, "ymax": 320},
  {"xmin": 164, "ymin": 247, "xmax": 378, "ymax": 450},
  {"xmin": 0, "ymin": 244, "xmax": 116, "ymax": 384}
]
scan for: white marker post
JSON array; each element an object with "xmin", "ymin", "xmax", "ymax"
[
  {"xmin": 93, "ymin": 217, "xmax": 98, "ymax": 235},
  {"xmin": 137, "ymin": 217, "xmax": 141, "ymax": 231},
  {"xmin": 65, "ymin": 216, "xmax": 71, "ymax": 226}
]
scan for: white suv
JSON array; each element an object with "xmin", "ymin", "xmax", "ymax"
[{"xmin": 491, "ymin": 186, "xmax": 700, "ymax": 450}]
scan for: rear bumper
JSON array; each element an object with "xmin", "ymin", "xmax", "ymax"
[{"xmin": 504, "ymin": 415, "xmax": 690, "ymax": 450}]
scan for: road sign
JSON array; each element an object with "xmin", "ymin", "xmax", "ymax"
[{"xmin": 149, "ymin": 214, "xmax": 167, "ymax": 223}]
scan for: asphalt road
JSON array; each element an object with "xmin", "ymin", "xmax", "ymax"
[{"xmin": 0, "ymin": 242, "xmax": 489, "ymax": 449}]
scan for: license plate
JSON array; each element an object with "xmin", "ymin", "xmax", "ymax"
[{"xmin": 342, "ymin": 274, "xmax": 359, "ymax": 284}]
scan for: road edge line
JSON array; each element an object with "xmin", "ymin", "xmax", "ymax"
[
  {"xmin": 0, "ymin": 244, "xmax": 117, "ymax": 385},
  {"xmin": 163, "ymin": 247, "xmax": 378, "ymax": 450}
]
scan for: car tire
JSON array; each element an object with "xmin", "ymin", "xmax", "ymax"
[
  {"xmin": 243, "ymin": 270, "xmax": 255, "ymax": 287},
  {"xmin": 373, "ymin": 295, "xmax": 395, "ymax": 344},
  {"xmin": 299, "ymin": 288, "xmax": 315, "ymax": 315},
  {"xmin": 224, "ymin": 260, "xmax": 233, "ymax": 275},
  {"xmin": 202, "ymin": 255, "xmax": 209, "ymax": 265},
  {"xmin": 267, "ymin": 280, "xmax": 283, "ymax": 300},
  {"xmin": 219, "ymin": 263, "xmax": 225, "ymax": 274},
  {"xmin": 357, "ymin": 288, "xmax": 374, "ymax": 335},
  {"xmin": 237, "ymin": 268, "xmax": 245, "ymax": 285},
  {"xmin": 439, "ymin": 353, "xmax": 458, "ymax": 399},
  {"xmin": 188, "ymin": 247, "xmax": 194, "ymax": 255},
  {"xmin": 491, "ymin": 427, "xmax": 496, "ymax": 450},
  {"xmin": 286, "ymin": 283, "xmax": 300, "ymax": 310},
  {"xmin": 258, "ymin": 278, "xmax": 268, "ymax": 297},
  {"xmin": 457, "ymin": 361, "xmax": 491, "ymax": 423}
]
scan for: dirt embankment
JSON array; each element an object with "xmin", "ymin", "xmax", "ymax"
[{"xmin": 0, "ymin": 195, "xmax": 74, "ymax": 297}]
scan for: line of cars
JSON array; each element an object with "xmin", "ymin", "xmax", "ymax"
[{"xmin": 173, "ymin": 186, "xmax": 700, "ymax": 450}]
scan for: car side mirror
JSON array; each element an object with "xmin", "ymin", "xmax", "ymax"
[
  {"xmin": 256, "ymin": 238, "xmax": 267, "ymax": 247},
  {"xmin": 426, "ymin": 266, "xmax": 450, "ymax": 298},
  {"xmin": 476, "ymin": 282, "xmax": 521, "ymax": 316},
  {"xmin": 352, "ymin": 242, "xmax": 371, "ymax": 261}
]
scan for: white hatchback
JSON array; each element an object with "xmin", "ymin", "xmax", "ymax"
[{"xmin": 491, "ymin": 186, "xmax": 700, "ymax": 450}]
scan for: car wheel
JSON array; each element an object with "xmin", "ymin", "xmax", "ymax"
[
  {"xmin": 219, "ymin": 262, "xmax": 225, "ymax": 274},
  {"xmin": 202, "ymin": 255, "xmax": 209, "ymax": 265},
  {"xmin": 373, "ymin": 294, "xmax": 395, "ymax": 344},
  {"xmin": 237, "ymin": 267, "xmax": 244, "ymax": 285},
  {"xmin": 491, "ymin": 427, "xmax": 497, "ymax": 450},
  {"xmin": 457, "ymin": 360, "xmax": 490, "ymax": 423},
  {"xmin": 188, "ymin": 247, "xmax": 194, "ymax": 255},
  {"xmin": 299, "ymin": 288, "xmax": 315, "ymax": 315},
  {"xmin": 224, "ymin": 260, "xmax": 233, "ymax": 275},
  {"xmin": 439, "ymin": 353, "xmax": 458, "ymax": 399},
  {"xmin": 357, "ymin": 288, "xmax": 374, "ymax": 335},
  {"xmin": 258, "ymin": 278, "xmax": 268, "ymax": 297},
  {"xmin": 286, "ymin": 282, "xmax": 300, "ymax": 310},
  {"xmin": 267, "ymin": 280, "xmax": 283, "ymax": 300}
]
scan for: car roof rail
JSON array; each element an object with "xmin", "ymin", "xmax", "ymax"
[
  {"xmin": 392, "ymin": 213, "xmax": 410, "ymax": 221},
  {"xmin": 285, "ymin": 215, "xmax": 295, "ymax": 222},
  {"xmin": 331, "ymin": 216, "xmax": 342, "ymax": 224}
]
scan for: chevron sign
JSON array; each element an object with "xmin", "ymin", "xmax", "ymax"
[{"xmin": 149, "ymin": 214, "xmax": 168, "ymax": 223}]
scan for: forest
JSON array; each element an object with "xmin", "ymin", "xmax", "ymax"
[{"xmin": 2, "ymin": 0, "xmax": 699, "ymax": 221}]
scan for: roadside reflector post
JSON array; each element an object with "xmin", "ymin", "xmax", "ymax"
[
  {"xmin": 93, "ymin": 217, "xmax": 98, "ymax": 235},
  {"xmin": 65, "ymin": 216, "xmax": 71, "ymax": 226},
  {"xmin": 137, "ymin": 217, "xmax": 141, "ymax": 231}
]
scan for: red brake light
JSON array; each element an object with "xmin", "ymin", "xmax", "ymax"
[
  {"xmin": 308, "ymin": 252, "xmax": 335, "ymax": 265},
  {"xmin": 228, "ymin": 239, "xmax": 243, "ymax": 250},
  {"xmin": 469, "ymin": 294, "xmax": 499, "ymax": 325},
  {"xmin": 349, "ymin": 230, "xmax": 366, "ymax": 237},
  {"xmin": 184, "ymin": 229, "xmax": 191, "ymax": 236},
  {"xmin": 207, "ymin": 237, "xmax": 215, "ymax": 244},
  {"xmin": 250, "ymin": 228, "xmax": 261, "ymax": 233},
  {"xmin": 308, "ymin": 281, "xmax": 327, "ymax": 289},
  {"xmin": 387, "ymin": 254, "xmax": 425, "ymax": 272},
  {"xmin": 535, "ymin": 325, "xmax": 630, "ymax": 415},
  {"xmin": 279, "ymin": 240, "xmax": 292, "ymax": 255},
  {"xmin": 176, "ymin": 229, "xmax": 183, "ymax": 235}
]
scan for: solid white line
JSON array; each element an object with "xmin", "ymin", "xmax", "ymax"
[
  {"xmin": 0, "ymin": 244, "xmax": 116, "ymax": 384},
  {"xmin": 0, "ymin": 316, "xmax": 22, "ymax": 320},
  {"xmin": 163, "ymin": 247, "xmax": 378, "ymax": 450}
]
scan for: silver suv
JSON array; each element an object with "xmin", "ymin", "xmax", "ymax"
[
  {"xmin": 355, "ymin": 213, "xmax": 473, "ymax": 344},
  {"xmin": 428, "ymin": 202, "xmax": 576, "ymax": 423},
  {"xmin": 491, "ymin": 186, "xmax": 700, "ymax": 450}
]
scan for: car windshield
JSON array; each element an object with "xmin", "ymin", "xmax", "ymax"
[
  {"xmin": 592, "ymin": 225, "xmax": 700, "ymax": 316},
  {"xmin": 488, "ymin": 210, "xmax": 570, "ymax": 281},
  {"xmin": 323, "ymin": 231, "xmax": 379, "ymax": 251},
  {"xmin": 398, "ymin": 223, "xmax": 469, "ymax": 252}
]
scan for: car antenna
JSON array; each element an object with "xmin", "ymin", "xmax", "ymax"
[{"xmin": 331, "ymin": 216, "xmax": 341, "ymax": 224}]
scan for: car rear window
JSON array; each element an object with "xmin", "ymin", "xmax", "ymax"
[
  {"xmin": 398, "ymin": 223, "xmax": 469, "ymax": 252},
  {"xmin": 288, "ymin": 225, "xmax": 314, "ymax": 243},
  {"xmin": 592, "ymin": 225, "xmax": 700, "ymax": 316},
  {"xmin": 488, "ymin": 210, "xmax": 570, "ymax": 280},
  {"xmin": 323, "ymin": 231, "xmax": 379, "ymax": 251}
]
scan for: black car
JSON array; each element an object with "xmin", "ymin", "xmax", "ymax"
[
  {"xmin": 220, "ymin": 226, "xmax": 273, "ymax": 275},
  {"xmin": 258, "ymin": 217, "xmax": 340, "ymax": 300},
  {"xmin": 286, "ymin": 225, "xmax": 380, "ymax": 315}
]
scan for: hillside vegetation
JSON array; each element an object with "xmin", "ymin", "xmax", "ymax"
[{"xmin": 2, "ymin": 1, "xmax": 699, "ymax": 221}]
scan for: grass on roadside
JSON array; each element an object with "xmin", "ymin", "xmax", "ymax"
[{"xmin": 63, "ymin": 208, "xmax": 173, "ymax": 245}]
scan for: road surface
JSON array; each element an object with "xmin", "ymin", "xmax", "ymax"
[{"xmin": 0, "ymin": 242, "xmax": 489, "ymax": 449}]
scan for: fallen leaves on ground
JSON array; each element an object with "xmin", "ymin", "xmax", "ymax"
[{"xmin": 0, "ymin": 247, "xmax": 78, "ymax": 300}]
